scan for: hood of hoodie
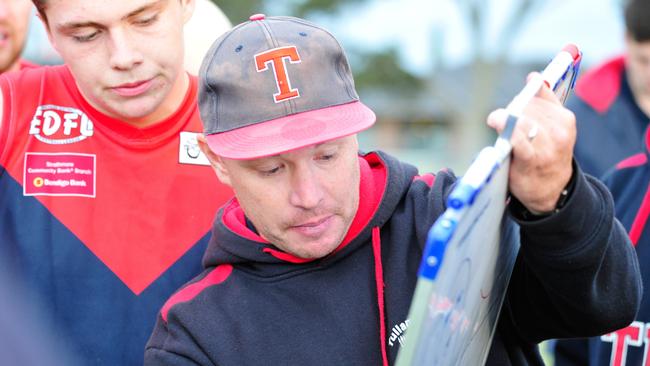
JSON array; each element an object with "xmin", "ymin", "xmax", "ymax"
[{"xmin": 201, "ymin": 151, "xmax": 419, "ymax": 275}]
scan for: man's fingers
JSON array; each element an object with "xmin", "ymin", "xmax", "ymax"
[
  {"xmin": 536, "ymin": 81, "xmax": 562, "ymax": 105},
  {"xmin": 527, "ymin": 71, "xmax": 562, "ymax": 105},
  {"xmin": 510, "ymin": 116, "xmax": 538, "ymax": 161},
  {"xmin": 486, "ymin": 108, "xmax": 508, "ymax": 132}
]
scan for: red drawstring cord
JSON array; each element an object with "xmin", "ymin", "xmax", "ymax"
[
  {"xmin": 629, "ymin": 181, "xmax": 650, "ymax": 247},
  {"xmin": 372, "ymin": 226, "xmax": 389, "ymax": 366}
]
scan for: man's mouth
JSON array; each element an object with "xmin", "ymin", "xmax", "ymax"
[
  {"xmin": 111, "ymin": 78, "xmax": 154, "ymax": 97},
  {"xmin": 289, "ymin": 215, "xmax": 334, "ymax": 237}
]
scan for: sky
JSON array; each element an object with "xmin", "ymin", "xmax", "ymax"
[{"xmin": 310, "ymin": 0, "xmax": 626, "ymax": 75}]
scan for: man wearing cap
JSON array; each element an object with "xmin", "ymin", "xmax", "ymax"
[
  {"xmin": 145, "ymin": 15, "xmax": 641, "ymax": 365},
  {"xmin": 0, "ymin": 0, "xmax": 233, "ymax": 364}
]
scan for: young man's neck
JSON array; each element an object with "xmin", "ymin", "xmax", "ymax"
[
  {"xmin": 2, "ymin": 58, "xmax": 23, "ymax": 74},
  {"xmin": 626, "ymin": 71, "xmax": 650, "ymax": 118},
  {"xmin": 125, "ymin": 71, "xmax": 191, "ymax": 128},
  {"xmin": 636, "ymin": 93, "xmax": 650, "ymax": 118}
]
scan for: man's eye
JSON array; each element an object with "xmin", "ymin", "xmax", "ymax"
[
  {"xmin": 261, "ymin": 166, "xmax": 282, "ymax": 176},
  {"xmin": 134, "ymin": 15, "xmax": 158, "ymax": 26},
  {"xmin": 73, "ymin": 31, "xmax": 99, "ymax": 42},
  {"xmin": 318, "ymin": 153, "xmax": 335, "ymax": 161}
]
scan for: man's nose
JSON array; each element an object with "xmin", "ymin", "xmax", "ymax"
[
  {"xmin": 108, "ymin": 27, "xmax": 144, "ymax": 71},
  {"xmin": 289, "ymin": 164, "xmax": 324, "ymax": 210}
]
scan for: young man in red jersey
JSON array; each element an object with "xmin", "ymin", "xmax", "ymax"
[{"xmin": 0, "ymin": 1, "xmax": 233, "ymax": 364}]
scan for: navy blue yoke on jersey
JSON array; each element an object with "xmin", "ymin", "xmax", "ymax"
[
  {"xmin": 571, "ymin": 55, "xmax": 650, "ymax": 179},
  {"xmin": 145, "ymin": 151, "xmax": 640, "ymax": 366},
  {"xmin": 556, "ymin": 126, "xmax": 650, "ymax": 366},
  {"xmin": 0, "ymin": 175, "xmax": 208, "ymax": 364}
]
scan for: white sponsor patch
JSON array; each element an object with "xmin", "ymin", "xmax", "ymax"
[{"xmin": 178, "ymin": 132, "xmax": 210, "ymax": 166}]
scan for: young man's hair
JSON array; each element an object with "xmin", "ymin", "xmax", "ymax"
[
  {"xmin": 625, "ymin": 0, "xmax": 650, "ymax": 41},
  {"xmin": 31, "ymin": 0, "xmax": 187, "ymax": 27},
  {"xmin": 31, "ymin": 0, "xmax": 47, "ymax": 22}
]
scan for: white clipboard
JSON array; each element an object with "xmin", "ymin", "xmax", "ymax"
[{"xmin": 395, "ymin": 45, "xmax": 582, "ymax": 366}]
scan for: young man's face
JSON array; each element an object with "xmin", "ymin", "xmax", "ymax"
[
  {"xmin": 626, "ymin": 34, "xmax": 650, "ymax": 98},
  {"xmin": 0, "ymin": 0, "xmax": 33, "ymax": 73},
  {"xmin": 203, "ymin": 135, "xmax": 361, "ymax": 259},
  {"xmin": 43, "ymin": 0, "xmax": 194, "ymax": 125}
]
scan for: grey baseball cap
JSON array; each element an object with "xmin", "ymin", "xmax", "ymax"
[{"xmin": 199, "ymin": 14, "xmax": 376, "ymax": 160}]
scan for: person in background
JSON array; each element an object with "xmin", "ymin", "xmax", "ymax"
[
  {"xmin": 183, "ymin": 0, "xmax": 231, "ymax": 75},
  {"xmin": 145, "ymin": 14, "xmax": 641, "ymax": 365},
  {"xmin": 0, "ymin": 0, "xmax": 37, "ymax": 71},
  {"xmin": 554, "ymin": 1, "xmax": 650, "ymax": 364},
  {"xmin": 571, "ymin": 0, "xmax": 650, "ymax": 178},
  {"xmin": 0, "ymin": 0, "xmax": 233, "ymax": 364},
  {"xmin": 556, "ymin": 128, "xmax": 650, "ymax": 366}
]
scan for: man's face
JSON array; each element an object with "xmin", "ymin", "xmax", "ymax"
[
  {"xmin": 205, "ymin": 136, "xmax": 361, "ymax": 260},
  {"xmin": 43, "ymin": 0, "xmax": 194, "ymax": 125},
  {"xmin": 625, "ymin": 34, "xmax": 650, "ymax": 98},
  {"xmin": 0, "ymin": 0, "xmax": 33, "ymax": 73}
]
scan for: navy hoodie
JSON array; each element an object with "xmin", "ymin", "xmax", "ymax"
[
  {"xmin": 146, "ymin": 151, "xmax": 641, "ymax": 365},
  {"xmin": 571, "ymin": 55, "xmax": 650, "ymax": 178},
  {"xmin": 556, "ymin": 126, "xmax": 650, "ymax": 366}
]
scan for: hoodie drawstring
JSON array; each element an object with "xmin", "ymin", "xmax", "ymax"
[
  {"xmin": 629, "ymin": 181, "xmax": 650, "ymax": 246},
  {"xmin": 372, "ymin": 226, "xmax": 389, "ymax": 366}
]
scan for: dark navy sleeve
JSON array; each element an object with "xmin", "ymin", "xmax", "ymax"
[
  {"xmin": 145, "ymin": 314, "xmax": 212, "ymax": 366},
  {"xmin": 408, "ymin": 169, "xmax": 457, "ymax": 252},
  {"xmin": 504, "ymin": 166, "xmax": 642, "ymax": 342}
]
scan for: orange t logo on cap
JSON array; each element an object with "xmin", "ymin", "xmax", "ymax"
[{"xmin": 255, "ymin": 46, "xmax": 301, "ymax": 103}]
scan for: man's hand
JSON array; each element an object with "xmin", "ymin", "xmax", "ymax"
[{"xmin": 487, "ymin": 72, "xmax": 576, "ymax": 214}]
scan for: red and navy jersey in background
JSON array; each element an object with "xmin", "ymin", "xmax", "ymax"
[
  {"xmin": 0, "ymin": 66, "xmax": 233, "ymax": 365},
  {"xmin": 571, "ymin": 55, "xmax": 650, "ymax": 178},
  {"xmin": 556, "ymin": 126, "xmax": 650, "ymax": 366}
]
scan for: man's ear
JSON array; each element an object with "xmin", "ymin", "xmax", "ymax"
[
  {"xmin": 197, "ymin": 134, "xmax": 231, "ymax": 186},
  {"xmin": 181, "ymin": 0, "xmax": 197, "ymax": 24}
]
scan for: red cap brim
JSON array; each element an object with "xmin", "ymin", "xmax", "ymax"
[{"xmin": 205, "ymin": 101, "xmax": 376, "ymax": 159}]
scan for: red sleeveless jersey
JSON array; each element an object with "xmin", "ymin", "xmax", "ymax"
[{"xmin": 0, "ymin": 65, "xmax": 233, "ymax": 364}]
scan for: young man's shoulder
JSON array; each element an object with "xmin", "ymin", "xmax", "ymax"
[
  {"xmin": 572, "ymin": 55, "xmax": 626, "ymax": 114},
  {"xmin": 1, "ymin": 64, "xmax": 69, "ymax": 92}
]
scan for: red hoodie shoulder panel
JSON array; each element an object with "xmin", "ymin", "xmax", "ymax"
[
  {"xmin": 161, "ymin": 264, "xmax": 233, "ymax": 322},
  {"xmin": 575, "ymin": 56, "xmax": 625, "ymax": 114}
]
